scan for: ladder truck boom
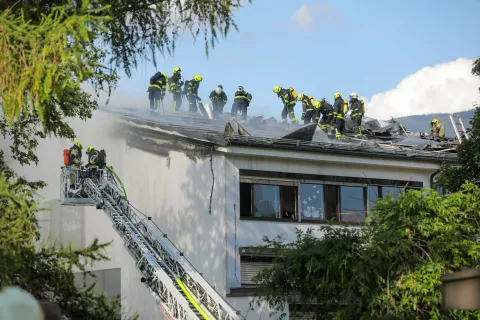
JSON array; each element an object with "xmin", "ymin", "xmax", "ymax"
[{"xmin": 60, "ymin": 166, "xmax": 243, "ymax": 320}]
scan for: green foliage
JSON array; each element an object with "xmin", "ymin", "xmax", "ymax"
[
  {"xmin": 0, "ymin": 168, "xmax": 138, "ymax": 319},
  {"xmin": 253, "ymin": 185, "xmax": 480, "ymax": 320}
]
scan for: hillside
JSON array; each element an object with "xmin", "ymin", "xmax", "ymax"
[{"xmin": 394, "ymin": 108, "xmax": 476, "ymax": 138}]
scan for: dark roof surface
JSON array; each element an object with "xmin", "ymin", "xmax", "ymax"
[{"xmin": 103, "ymin": 107, "xmax": 458, "ymax": 163}]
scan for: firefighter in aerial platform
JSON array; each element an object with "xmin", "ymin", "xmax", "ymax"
[
  {"xmin": 147, "ymin": 72, "xmax": 167, "ymax": 111},
  {"xmin": 315, "ymin": 98, "xmax": 335, "ymax": 134},
  {"xmin": 184, "ymin": 74, "xmax": 203, "ymax": 113},
  {"xmin": 333, "ymin": 92, "xmax": 345, "ymax": 139},
  {"xmin": 429, "ymin": 119, "xmax": 445, "ymax": 141},
  {"xmin": 298, "ymin": 94, "xmax": 316, "ymax": 124},
  {"xmin": 349, "ymin": 92, "xmax": 364, "ymax": 138},
  {"xmin": 274, "ymin": 86, "xmax": 299, "ymax": 124},
  {"xmin": 231, "ymin": 86, "xmax": 252, "ymax": 123},
  {"xmin": 68, "ymin": 141, "xmax": 83, "ymax": 188},
  {"xmin": 168, "ymin": 67, "xmax": 184, "ymax": 112}
]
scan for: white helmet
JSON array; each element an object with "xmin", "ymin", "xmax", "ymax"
[
  {"xmin": 215, "ymin": 87, "xmax": 223, "ymax": 94},
  {"xmin": 349, "ymin": 92, "xmax": 358, "ymax": 99}
]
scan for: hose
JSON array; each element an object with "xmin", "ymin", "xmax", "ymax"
[{"xmin": 106, "ymin": 165, "xmax": 127, "ymax": 199}]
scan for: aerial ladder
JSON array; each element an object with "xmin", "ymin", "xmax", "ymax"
[
  {"xmin": 449, "ymin": 113, "xmax": 469, "ymax": 142},
  {"xmin": 60, "ymin": 166, "xmax": 243, "ymax": 320}
]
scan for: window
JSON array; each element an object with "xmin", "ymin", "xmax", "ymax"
[
  {"xmin": 253, "ymin": 184, "xmax": 280, "ymax": 218},
  {"xmin": 383, "ymin": 186, "xmax": 403, "ymax": 198},
  {"xmin": 240, "ymin": 181, "xmax": 297, "ymax": 220},
  {"xmin": 300, "ymin": 184, "xmax": 324, "ymax": 220},
  {"xmin": 368, "ymin": 186, "xmax": 380, "ymax": 210},
  {"xmin": 240, "ymin": 255, "xmax": 274, "ymax": 286},
  {"xmin": 324, "ymin": 185, "xmax": 338, "ymax": 221},
  {"xmin": 340, "ymin": 186, "xmax": 366, "ymax": 222}
]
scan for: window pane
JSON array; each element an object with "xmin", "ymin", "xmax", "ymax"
[
  {"xmin": 240, "ymin": 183, "xmax": 252, "ymax": 217},
  {"xmin": 253, "ymin": 184, "xmax": 280, "ymax": 218},
  {"xmin": 325, "ymin": 185, "xmax": 338, "ymax": 221},
  {"xmin": 281, "ymin": 186, "xmax": 297, "ymax": 219},
  {"xmin": 383, "ymin": 186, "xmax": 403, "ymax": 199},
  {"xmin": 300, "ymin": 184, "xmax": 324, "ymax": 220},
  {"xmin": 340, "ymin": 186, "xmax": 365, "ymax": 222},
  {"xmin": 368, "ymin": 186, "xmax": 380, "ymax": 210}
]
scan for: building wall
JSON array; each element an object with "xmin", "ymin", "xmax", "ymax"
[{"xmin": 222, "ymin": 150, "xmax": 442, "ymax": 319}]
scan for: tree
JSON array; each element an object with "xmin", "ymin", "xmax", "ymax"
[
  {"xmin": 436, "ymin": 57, "xmax": 480, "ymax": 192},
  {"xmin": 0, "ymin": 0, "xmax": 251, "ymax": 318},
  {"xmin": 252, "ymin": 186, "xmax": 480, "ymax": 320}
]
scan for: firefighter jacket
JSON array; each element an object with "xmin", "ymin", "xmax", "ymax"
[
  {"xmin": 278, "ymin": 89, "xmax": 296, "ymax": 107},
  {"xmin": 333, "ymin": 97, "xmax": 345, "ymax": 119},
  {"xmin": 210, "ymin": 90, "xmax": 228, "ymax": 104},
  {"xmin": 187, "ymin": 80, "xmax": 200, "ymax": 97},
  {"xmin": 168, "ymin": 73, "xmax": 183, "ymax": 94},
  {"xmin": 87, "ymin": 149, "xmax": 100, "ymax": 166},
  {"xmin": 301, "ymin": 96, "xmax": 315, "ymax": 115},
  {"xmin": 69, "ymin": 145, "xmax": 82, "ymax": 166},
  {"xmin": 149, "ymin": 75, "xmax": 167, "ymax": 92},
  {"xmin": 234, "ymin": 90, "xmax": 252, "ymax": 105},
  {"xmin": 315, "ymin": 100, "xmax": 334, "ymax": 117},
  {"xmin": 349, "ymin": 99, "xmax": 364, "ymax": 119},
  {"xmin": 431, "ymin": 123, "xmax": 445, "ymax": 138}
]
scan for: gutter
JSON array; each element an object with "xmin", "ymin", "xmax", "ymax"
[{"xmin": 430, "ymin": 162, "xmax": 443, "ymax": 189}]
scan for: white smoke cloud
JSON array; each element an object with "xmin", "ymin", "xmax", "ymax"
[{"xmin": 366, "ymin": 58, "xmax": 480, "ymax": 120}]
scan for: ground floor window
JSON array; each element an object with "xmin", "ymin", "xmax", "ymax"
[{"xmin": 240, "ymin": 255, "xmax": 274, "ymax": 286}]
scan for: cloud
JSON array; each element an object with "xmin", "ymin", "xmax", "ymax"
[
  {"xmin": 366, "ymin": 58, "xmax": 480, "ymax": 120},
  {"xmin": 291, "ymin": 3, "xmax": 343, "ymax": 31}
]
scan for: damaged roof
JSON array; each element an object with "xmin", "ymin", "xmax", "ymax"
[{"xmin": 103, "ymin": 107, "xmax": 458, "ymax": 164}]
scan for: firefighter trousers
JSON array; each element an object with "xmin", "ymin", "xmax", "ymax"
[
  {"xmin": 148, "ymin": 88, "xmax": 162, "ymax": 111},
  {"xmin": 187, "ymin": 95, "xmax": 198, "ymax": 112},
  {"xmin": 281, "ymin": 104, "xmax": 296, "ymax": 122},
  {"xmin": 173, "ymin": 92, "xmax": 182, "ymax": 111},
  {"xmin": 303, "ymin": 109, "xmax": 316, "ymax": 124},
  {"xmin": 335, "ymin": 118, "xmax": 345, "ymax": 139},
  {"xmin": 352, "ymin": 116, "xmax": 363, "ymax": 137},
  {"xmin": 320, "ymin": 114, "xmax": 335, "ymax": 133},
  {"xmin": 231, "ymin": 100, "xmax": 248, "ymax": 122},
  {"xmin": 212, "ymin": 101, "xmax": 225, "ymax": 118}
]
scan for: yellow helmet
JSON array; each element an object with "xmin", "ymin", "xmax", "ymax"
[
  {"xmin": 74, "ymin": 141, "xmax": 82, "ymax": 149},
  {"xmin": 86, "ymin": 146, "xmax": 94, "ymax": 154},
  {"xmin": 297, "ymin": 93, "xmax": 304, "ymax": 101},
  {"xmin": 273, "ymin": 86, "xmax": 281, "ymax": 93},
  {"xmin": 194, "ymin": 74, "xmax": 203, "ymax": 81},
  {"xmin": 173, "ymin": 67, "xmax": 181, "ymax": 74},
  {"xmin": 162, "ymin": 72, "xmax": 167, "ymax": 78},
  {"xmin": 431, "ymin": 119, "xmax": 438, "ymax": 124},
  {"xmin": 334, "ymin": 92, "xmax": 342, "ymax": 99}
]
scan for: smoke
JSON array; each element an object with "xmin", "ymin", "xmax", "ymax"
[{"xmin": 366, "ymin": 58, "xmax": 480, "ymax": 120}]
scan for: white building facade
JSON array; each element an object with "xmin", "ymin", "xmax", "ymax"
[{"xmin": 4, "ymin": 112, "xmax": 457, "ymax": 319}]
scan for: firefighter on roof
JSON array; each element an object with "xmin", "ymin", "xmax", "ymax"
[
  {"xmin": 148, "ymin": 72, "xmax": 167, "ymax": 111},
  {"xmin": 333, "ymin": 92, "xmax": 345, "ymax": 139},
  {"xmin": 430, "ymin": 119, "xmax": 445, "ymax": 141},
  {"xmin": 315, "ymin": 98, "xmax": 335, "ymax": 134},
  {"xmin": 274, "ymin": 86, "xmax": 298, "ymax": 124},
  {"xmin": 349, "ymin": 92, "xmax": 364, "ymax": 138},
  {"xmin": 298, "ymin": 94, "xmax": 316, "ymax": 124},
  {"xmin": 184, "ymin": 74, "xmax": 203, "ymax": 113},
  {"xmin": 231, "ymin": 86, "xmax": 252, "ymax": 123},
  {"xmin": 209, "ymin": 85, "xmax": 228, "ymax": 118},
  {"xmin": 168, "ymin": 67, "xmax": 184, "ymax": 112}
]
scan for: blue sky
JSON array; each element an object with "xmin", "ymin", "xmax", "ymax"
[{"xmin": 111, "ymin": 0, "xmax": 480, "ymax": 118}]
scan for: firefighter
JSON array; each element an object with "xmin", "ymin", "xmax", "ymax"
[
  {"xmin": 209, "ymin": 85, "xmax": 228, "ymax": 118},
  {"xmin": 85, "ymin": 146, "xmax": 100, "ymax": 167},
  {"xmin": 185, "ymin": 74, "xmax": 203, "ymax": 113},
  {"xmin": 69, "ymin": 141, "xmax": 83, "ymax": 167},
  {"xmin": 349, "ymin": 92, "xmax": 364, "ymax": 138},
  {"xmin": 231, "ymin": 86, "xmax": 252, "ymax": 123},
  {"xmin": 333, "ymin": 92, "xmax": 345, "ymax": 139},
  {"xmin": 147, "ymin": 72, "xmax": 167, "ymax": 111},
  {"xmin": 298, "ymin": 94, "xmax": 316, "ymax": 124},
  {"xmin": 168, "ymin": 67, "xmax": 184, "ymax": 112},
  {"xmin": 315, "ymin": 98, "xmax": 335, "ymax": 134},
  {"xmin": 430, "ymin": 119, "xmax": 445, "ymax": 141},
  {"xmin": 273, "ymin": 86, "xmax": 298, "ymax": 124}
]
